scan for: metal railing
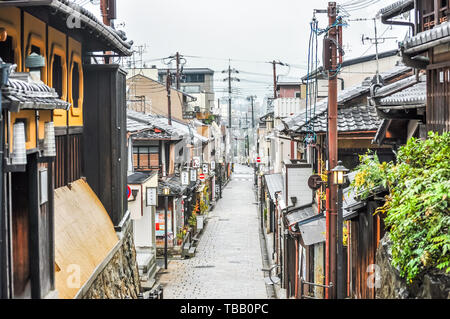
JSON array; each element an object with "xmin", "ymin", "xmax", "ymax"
[{"xmin": 300, "ymin": 277, "xmax": 334, "ymax": 299}]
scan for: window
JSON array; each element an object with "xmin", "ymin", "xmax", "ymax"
[
  {"xmin": 52, "ymin": 55, "xmax": 63, "ymax": 98},
  {"xmin": 30, "ymin": 45, "xmax": 41, "ymax": 55},
  {"xmin": 72, "ymin": 62, "xmax": 80, "ymax": 108},
  {"xmin": 182, "ymin": 85, "xmax": 201, "ymax": 94},
  {"xmin": 0, "ymin": 36, "xmax": 16, "ymax": 64},
  {"xmin": 182, "ymin": 73, "xmax": 205, "ymax": 83},
  {"xmin": 295, "ymin": 91, "xmax": 301, "ymax": 98},
  {"xmin": 133, "ymin": 146, "xmax": 159, "ymax": 170}
]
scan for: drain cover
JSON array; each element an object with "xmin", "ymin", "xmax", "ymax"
[
  {"xmin": 194, "ymin": 265, "xmax": 215, "ymax": 269},
  {"xmin": 229, "ymin": 261, "xmax": 241, "ymax": 264},
  {"xmin": 219, "ymin": 219, "xmax": 230, "ymax": 221}
]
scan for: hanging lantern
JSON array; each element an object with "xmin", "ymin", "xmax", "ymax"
[
  {"xmin": 43, "ymin": 122, "xmax": 56, "ymax": 157},
  {"xmin": 12, "ymin": 122, "xmax": 27, "ymax": 165}
]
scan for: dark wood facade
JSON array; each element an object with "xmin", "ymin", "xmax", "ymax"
[
  {"xmin": 83, "ymin": 64, "xmax": 128, "ymax": 226},
  {"xmin": 54, "ymin": 132, "xmax": 83, "ymax": 189},
  {"xmin": 417, "ymin": 0, "xmax": 449, "ymax": 32},
  {"xmin": 346, "ymin": 199, "xmax": 385, "ymax": 299}
]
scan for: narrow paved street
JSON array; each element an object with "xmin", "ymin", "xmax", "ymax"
[{"xmin": 157, "ymin": 165, "xmax": 268, "ymax": 299}]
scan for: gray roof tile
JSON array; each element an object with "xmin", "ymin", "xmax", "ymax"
[
  {"xmin": 2, "ymin": 72, "xmax": 70, "ymax": 110},
  {"xmin": 279, "ymin": 65, "xmax": 411, "ymax": 133}
]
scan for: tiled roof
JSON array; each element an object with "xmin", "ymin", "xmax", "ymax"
[
  {"xmin": 371, "ymin": 74, "xmax": 426, "ymax": 107},
  {"xmin": 379, "ymin": 81, "xmax": 426, "ymax": 106},
  {"xmin": 378, "ymin": 0, "xmax": 414, "ymax": 18},
  {"xmin": 278, "ymin": 65, "xmax": 411, "ymax": 133},
  {"xmin": 2, "ymin": 72, "xmax": 70, "ymax": 111},
  {"xmin": 158, "ymin": 176, "xmax": 187, "ymax": 196},
  {"xmin": 402, "ymin": 21, "xmax": 450, "ymax": 53},
  {"xmin": 297, "ymin": 104, "xmax": 382, "ymax": 134},
  {"xmin": 127, "ymin": 171, "xmax": 156, "ymax": 184},
  {"xmin": 1, "ymin": 0, "xmax": 133, "ymax": 56},
  {"xmin": 285, "ymin": 205, "xmax": 315, "ymax": 227},
  {"xmin": 127, "ymin": 109, "xmax": 181, "ymax": 137}
]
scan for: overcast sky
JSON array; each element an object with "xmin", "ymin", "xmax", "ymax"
[{"xmin": 83, "ymin": 0, "xmax": 412, "ymax": 108}]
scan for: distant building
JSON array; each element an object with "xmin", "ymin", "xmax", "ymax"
[{"xmin": 158, "ymin": 68, "xmax": 215, "ymax": 115}]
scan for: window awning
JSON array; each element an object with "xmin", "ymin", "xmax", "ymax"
[
  {"xmin": 285, "ymin": 204, "xmax": 315, "ymax": 227},
  {"xmin": 298, "ymin": 215, "xmax": 326, "ymax": 246}
]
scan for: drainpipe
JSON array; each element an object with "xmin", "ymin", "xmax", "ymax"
[
  {"xmin": 0, "ymin": 61, "xmax": 10, "ymax": 298},
  {"xmin": 380, "ymin": 9, "xmax": 415, "ymax": 36}
]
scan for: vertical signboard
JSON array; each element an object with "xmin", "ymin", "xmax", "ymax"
[
  {"xmin": 190, "ymin": 168, "xmax": 197, "ymax": 182},
  {"xmin": 146, "ymin": 187, "xmax": 157, "ymax": 207},
  {"xmin": 192, "ymin": 156, "xmax": 201, "ymax": 168},
  {"xmin": 181, "ymin": 170, "xmax": 190, "ymax": 185},
  {"xmin": 202, "ymin": 163, "xmax": 209, "ymax": 175}
]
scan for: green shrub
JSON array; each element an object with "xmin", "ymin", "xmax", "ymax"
[{"xmin": 351, "ymin": 132, "xmax": 450, "ymax": 282}]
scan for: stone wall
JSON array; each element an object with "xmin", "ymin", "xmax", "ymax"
[
  {"xmin": 376, "ymin": 234, "xmax": 450, "ymax": 299},
  {"xmin": 78, "ymin": 218, "xmax": 141, "ymax": 299}
]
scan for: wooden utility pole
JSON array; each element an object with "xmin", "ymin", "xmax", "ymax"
[
  {"xmin": 326, "ymin": 1, "xmax": 338, "ymax": 300},
  {"xmin": 166, "ymin": 69, "xmax": 172, "ymax": 125},
  {"xmin": 248, "ymin": 95, "xmax": 256, "ymax": 128},
  {"xmin": 273, "ymin": 61, "xmax": 277, "ymax": 99},
  {"xmin": 228, "ymin": 64, "xmax": 232, "ymax": 128},
  {"xmin": 176, "ymin": 52, "xmax": 181, "ymax": 90},
  {"xmin": 100, "ymin": 0, "xmax": 116, "ymax": 64},
  {"xmin": 270, "ymin": 60, "xmax": 286, "ymax": 99}
]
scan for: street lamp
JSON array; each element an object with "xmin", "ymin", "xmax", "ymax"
[
  {"xmin": 331, "ymin": 161, "xmax": 349, "ymax": 299},
  {"xmin": 163, "ymin": 186, "xmax": 170, "ymax": 270},
  {"xmin": 332, "ymin": 160, "xmax": 349, "ymax": 186}
]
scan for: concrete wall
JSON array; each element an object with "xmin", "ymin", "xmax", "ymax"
[{"xmin": 316, "ymin": 54, "xmax": 401, "ymax": 97}]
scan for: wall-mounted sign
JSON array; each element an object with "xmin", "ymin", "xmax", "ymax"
[
  {"xmin": 39, "ymin": 168, "xmax": 48, "ymax": 205},
  {"xmin": 127, "ymin": 185, "xmax": 132, "ymax": 200},
  {"xmin": 190, "ymin": 169, "xmax": 197, "ymax": 182},
  {"xmin": 192, "ymin": 156, "xmax": 201, "ymax": 168},
  {"xmin": 181, "ymin": 170, "xmax": 190, "ymax": 186},
  {"xmin": 202, "ymin": 163, "xmax": 209, "ymax": 175},
  {"xmin": 211, "ymin": 161, "xmax": 216, "ymax": 170},
  {"xmin": 146, "ymin": 187, "xmax": 157, "ymax": 207}
]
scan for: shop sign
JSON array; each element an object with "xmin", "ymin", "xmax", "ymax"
[{"xmin": 181, "ymin": 170, "xmax": 190, "ymax": 185}]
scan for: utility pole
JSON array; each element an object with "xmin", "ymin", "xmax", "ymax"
[
  {"xmin": 270, "ymin": 60, "xmax": 286, "ymax": 99},
  {"xmin": 100, "ymin": 0, "xmax": 113, "ymax": 64},
  {"xmin": 326, "ymin": 1, "xmax": 339, "ymax": 300},
  {"xmin": 165, "ymin": 52, "xmax": 186, "ymax": 91},
  {"xmin": 245, "ymin": 113, "xmax": 249, "ymax": 158},
  {"xmin": 223, "ymin": 62, "xmax": 239, "ymax": 165},
  {"xmin": 247, "ymin": 95, "xmax": 256, "ymax": 128},
  {"xmin": 223, "ymin": 62, "xmax": 240, "ymax": 128},
  {"xmin": 166, "ymin": 69, "xmax": 172, "ymax": 125},
  {"xmin": 176, "ymin": 52, "xmax": 180, "ymax": 90}
]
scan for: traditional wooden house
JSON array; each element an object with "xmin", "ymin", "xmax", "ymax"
[
  {"xmin": 126, "ymin": 109, "xmax": 206, "ymax": 258},
  {"xmin": 381, "ymin": 0, "xmax": 450, "ymax": 134},
  {"xmin": 273, "ymin": 65, "xmax": 413, "ymax": 299},
  {"xmin": 0, "ymin": 0, "xmax": 141, "ymax": 299}
]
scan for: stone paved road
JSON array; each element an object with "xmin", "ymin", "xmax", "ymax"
[{"xmin": 157, "ymin": 164, "xmax": 268, "ymax": 299}]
